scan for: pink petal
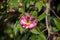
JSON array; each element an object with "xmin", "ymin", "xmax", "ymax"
[
  {"xmin": 20, "ymin": 16, "xmax": 26, "ymax": 20},
  {"xmin": 28, "ymin": 23, "xmax": 37, "ymax": 29},
  {"xmin": 22, "ymin": 24, "xmax": 27, "ymax": 28},
  {"xmin": 20, "ymin": 19, "xmax": 26, "ymax": 25}
]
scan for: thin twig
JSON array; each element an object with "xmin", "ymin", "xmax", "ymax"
[
  {"xmin": 45, "ymin": 0, "xmax": 51, "ymax": 40},
  {"xmin": 50, "ymin": 8, "xmax": 60, "ymax": 19},
  {"xmin": 42, "ymin": 29, "xmax": 47, "ymax": 33}
]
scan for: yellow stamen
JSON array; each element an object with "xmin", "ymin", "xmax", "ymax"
[{"xmin": 25, "ymin": 21, "xmax": 31, "ymax": 26}]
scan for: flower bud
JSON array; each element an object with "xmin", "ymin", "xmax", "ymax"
[
  {"xmin": 18, "ymin": 2, "xmax": 23, "ymax": 7},
  {"xmin": 9, "ymin": 9, "xmax": 15, "ymax": 13}
]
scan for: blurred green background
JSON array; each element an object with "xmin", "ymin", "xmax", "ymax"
[{"xmin": 0, "ymin": 0, "xmax": 60, "ymax": 40}]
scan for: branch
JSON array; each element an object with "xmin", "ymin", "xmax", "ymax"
[
  {"xmin": 50, "ymin": 8, "xmax": 60, "ymax": 19},
  {"xmin": 45, "ymin": 0, "xmax": 51, "ymax": 40}
]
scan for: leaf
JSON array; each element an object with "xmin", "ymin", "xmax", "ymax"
[
  {"xmin": 13, "ymin": 20, "xmax": 24, "ymax": 35},
  {"xmin": 30, "ymin": 27, "xmax": 40, "ymax": 34},
  {"xmin": 30, "ymin": 11, "xmax": 37, "ymax": 17},
  {"xmin": 0, "ymin": 12, "xmax": 5, "ymax": 14},
  {"xmin": 57, "ymin": 4, "xmax": 60, "ymax": 12},
  {"xmin": 4, "ymin": 29, "xmax": 12, "ymax": 34},
  {"xmin": 9, "ymin": 0, "xmax": 18, "ymax": 8},
  {"xmin": 37, "ymin": 33, "xmax": 46, "ymax": 40},
  {"xmin": 13, "ymin": 23, "xmax": 20, "ymax": 35},
  {"xmin": 26, "ymin": 3, "xmax": 30, "ymax": 8},
  {"xmin": 30, "ymin": 32, "xmax": 46, "ymax": 40},
  {"xmin": 30, "ymin": 34, "xmax": 37, "ymax": 40},
  {"xmin": 51, "ymin": 27, "xmax": 59, "ymax": 32},
  {"xmin": 19, "ymin": 8, "xmax": 24, "ymax": 13},
  {"xmin": 19, "ymin": 24, "xmax": 25, "ymax": 33},
  {"xmin": 38, "ymin": 13, "xmax": 48, "ymax": 21},
  {"xmin": 30, "ymin": 1, "xmax": 35, "ymax": 5},
  {"xmin": 54, "ymin": 18, "xmax": 60, "ymax": 30},
  {"xmin": 16, "ymin": 20, "xmax": 25, "ymax": 33},
  {"xmin": 35, "ymin": 1, "xmax": 43, "ymax": 11},
  {"xmin": 57, "ymin": 37, "xmax": 60, "ymax": 40},
  {"xmin": 9, "ymin": 33, "xmax": 14, "ymax": 38},
  {"xmin": 20, "ymin": 29, "xmax": 30, "ymax": 40}
]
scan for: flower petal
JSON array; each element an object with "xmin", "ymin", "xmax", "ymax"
[{"xmin": 28, "ymin": 23, "xmax": 37, "ymax": 29}]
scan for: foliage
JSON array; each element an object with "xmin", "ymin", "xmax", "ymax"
[{"xmin": 0, "ymin": 0, "xmax": 60, "ymax": 40}]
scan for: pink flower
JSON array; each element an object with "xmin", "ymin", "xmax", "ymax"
[{"xmin": 20, "ymin": 13, "xmax": 37, "ymax": 29}]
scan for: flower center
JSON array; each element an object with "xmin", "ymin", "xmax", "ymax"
[{"xmin": 25, "ymin": 21, "xmax": 31, "ymax": 26}]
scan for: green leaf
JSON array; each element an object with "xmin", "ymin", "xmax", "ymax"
[
  {"xmin": 20, "ymin": 29, "xmax": 31, "ymax": 40},
  {"xmin": 57, "ymin": 37, "xmax": 60, "ymax": 40},
  {"xmin": 9, "ymin": 33, "xmax": 14, "ymax": 38},
  {"xmin": 37, "ymin": 33, "xmax": 46, "ymax": 40},
  {"xmin": 30, "ymin": 1, "xmax": 35, "ymax": 5},
  {"xmin": 38, "ymin": 13, "xmax": 48, "ymax": 21},
  {"xmin": 9, "ymin": 0, "xmax": 18, "ymax": 8},
  {"xmin": 30, "ymin": 11, "xmax": 37, "ymax": 17},
  {"xmin": 30, "ymin": 32, "xmax": 46, "ymax": 40},
  {"xmin": 19, "ymin": 24, "xmax": 25, "ymax": 33},
  {"xmin": 16, "ymin": 20, "xmax": 25, "ymax": 33},
  {"xmin": 26, "ymin": 3, "xmax": 30, "ymax": 8},
  {"xmin": 51, "ymin": 27, "xmax": 59, "ymax": 32},
  {"xmin": 57, "ymin": 4, "xmax": 60, "ymax": 12},
  {"xmin": 13, "ymin": 20, "xmax": 24, "ymax": 35},
  {"xmin": 13, "ymin": 23, "xmax": 20, "ymax": 35},
  {"xmin": 19, "ymin": 8, "xmax": 24, "ymax": 13},
  {"xmin": 4, "ymin": 29, "xmax": 12, "ymax": 34},
  {"xmin": 30, "ymin": 27, "xmax": 40, "ymax": 34},
  {"xmin": 54, "ymin": 18, "xmax": 60, "ymax": 30},
  {"xmin": 30, "ymin": 31, "xmax": 46, "ymax": 40},
  {"xmin": 30, "ymin": 34, "xmax": 37, "ymax": 40},
  {"xmin": 0, "ymin": 12, "xmax": 6, "ymax": 14},
  {"xmin": 35, "ymin": 1, "xmax": 43, "ymax": 11}
]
